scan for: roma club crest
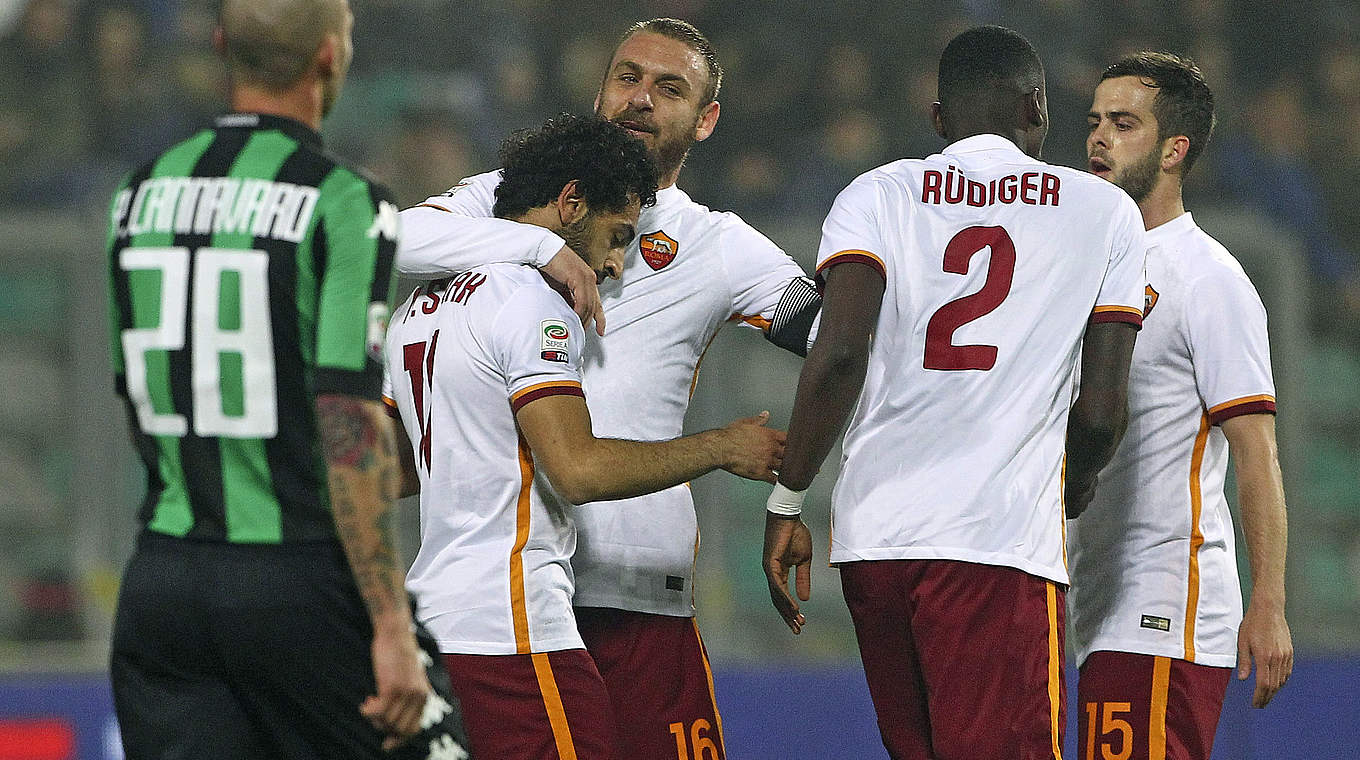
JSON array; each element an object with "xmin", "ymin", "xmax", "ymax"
[
  {"xmin": 1144, "ymin": 284, "xmax": 1160, "ymax": 317},
  {"xmin": 640, "ymin": 230, "xmax": 678, "ymax": 271}
]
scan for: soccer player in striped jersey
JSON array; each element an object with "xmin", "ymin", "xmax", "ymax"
[
  {"xmin": 106, "ymin": 1, "xmax": 468, "ymax": 758},
  {"xmin": 385, "ymin": 113, "xmax": 785, "ymax": 760},
  {"xmin": 1069, "ymin": 52, "xmax": 1293, "ymax": 760},
  {"xmin": 763, "ymin": 26, "xmax": 1146, "ymax": 759},
  {"xmin": 395, "ymin": 19, "xmax": 818, "ymax": 759}
]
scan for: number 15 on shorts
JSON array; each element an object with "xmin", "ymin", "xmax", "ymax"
[{"xmin": 1083, "ymin": 701, "xmax": 1132, "ymax": 760}]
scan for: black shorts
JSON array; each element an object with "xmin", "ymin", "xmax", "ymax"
[{"xmin": 110, "ymin": 532, "xmax": 471, "ymax": 760}]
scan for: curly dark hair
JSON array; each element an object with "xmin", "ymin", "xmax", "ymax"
[
  {"xmin": 493, "ymin": 113, "xmax": 658, "ymax": 220},
  {"xmin": 1101, "ymin": 52, "xmax": 1216, "ymax": 175}
]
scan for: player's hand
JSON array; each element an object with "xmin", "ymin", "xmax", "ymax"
[
  {"xmin": 718, "ymin": 411, "xmax": 786, "ymax": 483},
  {"xmin": 541, "ymin": 244, "xmax": 606, "ymax": 337},
  {"xmin": 362, "ymin": 623, "xmax": 434, "ymax": 751},
  {"xmin": 1236, "ymin": 593, "xmax": 1293, "ymax": 708},
  {"xmin": 763, "ymin": 512, "xmax": 812, "ymax": 634}
]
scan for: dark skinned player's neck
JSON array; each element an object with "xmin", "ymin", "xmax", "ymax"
[{"xmin": 945, "ymin": 125, "xmax": 1029, "ymax": 154}]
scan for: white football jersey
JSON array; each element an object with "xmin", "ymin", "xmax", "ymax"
[
  {"xmin": 819, "ymin": 135, "xmax": 1147, "ymax": 585},
  {"xmin": 399, "ymin": 170, "xmax": 807, "ymax": 616},
  {"xmin": 383, "ymin": 263, "xmax": 589, "ymax": 655},
  {"xmin": 1068, "ymin": 212, "xmax": 1275, "ymax": 668}
]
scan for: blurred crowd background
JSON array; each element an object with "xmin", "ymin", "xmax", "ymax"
[{"xmin": 1, "ymin": 0, "xmax": 1356, "ymax": 668}]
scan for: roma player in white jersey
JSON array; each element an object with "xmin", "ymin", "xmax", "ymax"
[
  {"xmin": 384, "ymin": 115, "xmax": 784, "ymax": 760},
  {"xmin": 763, "ymin": 27, "xmax": 1146, "ymax": 760},
  {"xmin": 1070, "ymin": 52, "xmax": 1293, "ymax": 760},
  {"xmin": 396, "ymin": 19, "xmax": 818, "ymax": 759}
]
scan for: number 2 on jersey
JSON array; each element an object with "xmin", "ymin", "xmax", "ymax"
[{"xmin": 923, "ymin": 225, "xmax": 1016, "ymax": 371}]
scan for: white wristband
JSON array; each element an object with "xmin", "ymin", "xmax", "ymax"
[{"xmin": 766, "ymin": 483, "xmax": 806, "ymax": 516}]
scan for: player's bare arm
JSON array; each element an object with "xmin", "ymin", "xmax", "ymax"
[
  {"xmin": 541, "ymin": 243, "xmax": 607, "ymax": 336},
  {"xmin": 764, "ymin": 262, "xmax": 886, "ymax": 633},
  {"xmin": 316, "ymin": 394, "xmax": 429, "ymax": 750},
  {"xmin": 1063, "ymin": 321, "xmax": 1138, "ymax": 517},
  {"xmin": 1222, "ymin": 413, "xmax": 1293, "ymax": 707},
  {"xmin": 515, "ymin": 393, "xmax": 784, "ymax": 505},
  {"xmin": 390, "ymin": 411, "xmax": 421, "ymax": 499}
]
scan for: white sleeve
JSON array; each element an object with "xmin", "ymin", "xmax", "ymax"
[
  {"xmin": 717, "ymin": 215, "xmax": 810, "ymax": 330},
  {"xmin": 489, "ymin": 284, "xmax": 587, "ymax": 413},
  {"xmin": 397, "ymin": 170, "xmax": 566, "ymax": 277},
  {"xmin": 380, "ymin": 287, "xmax": 417, "ymax": 415},
  {"xmin": 380, "ymin": 361, "xmax": 394, "ymax": 406},
  {"xmin": 1186, "ymin": 268, "xmax": 1277, "ymax": 425},
  {"xmin": 1091, "ymin": 195, "xmax": 1148, "ymax": 328},
  {"xmin": 815, "ymin": 174, "xmax": 887, "ymax": 285}
]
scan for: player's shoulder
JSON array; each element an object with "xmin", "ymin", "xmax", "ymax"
[
  {"xmin": 852, "ymin": 157, "xmax": 921, "ymax": 190},
  {"xmin": 1179, "ymin": 222, "xmax": 1254, "ymax": 290},
  {"xmin": 476, "ymin": 262, "xmax": 568, "ymax": 308},
  {"xmin": 822, "ymin": 158, "xmax": 921, "ymax": 210},
  {"xmin": 1041, "ymin": 161, "xmax": 1136, "ymax": 209},
  {"xmin": 656, "ymin": 186, "xmax": 784, "ymax": 254},
  {"xmin": 300, "ymin": 148, "xmax": 395, "ymax": 210},
  {"xmin": 657, "ymin": 185, "xmax": 729, "ymax": 229},
  {"xmin": 475, "ymin": 263, "xmax": 576, "ymax": 329},
  {"xmin": 433, "ymin": 168, "xmax": 503, "ymax": 199}
]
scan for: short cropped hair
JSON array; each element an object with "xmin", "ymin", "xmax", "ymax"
[
  {"xmin": 219, "ymin": 0, "xmax": 347, "ymax": 90},
  {"xmin": 493, "ymin": 113, "xmax": 659, "ymax": 219},
  {"xmin": 618, "ymin": 18, "xmax": 723, "ymax": 104},
  {"xmin": 1101, "ymin": 52, "xmax": 1216, "ymax": 174},
  {"xmin": 938, "ymin": 25, "xmax": 1043, "ymax": 109}
]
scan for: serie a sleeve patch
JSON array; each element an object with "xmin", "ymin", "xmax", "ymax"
[{"xmin": 539, "ymin": 319, "xmax": 569, "ymax": 363}]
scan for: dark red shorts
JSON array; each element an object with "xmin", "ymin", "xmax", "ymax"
[
  {"xmin": 839, "ymin": 559, "xmax": 1066, "ymax": 760},
  {"xmin": 575, "ymin": 607, "xmax": 726, "ymax": 760},
  {"xmin": 442, "ymin": 649, "xmax": 618, "ymax": 760},
  {"xmin": 1077, "ymin": 650, "xmax": 1230, "ymax": 760}
]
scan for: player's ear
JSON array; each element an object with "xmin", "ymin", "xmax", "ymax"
[
  {"xmin": 1162, "ymin": 135, "xmax": 1191, "ymax": 172},
  {"xmin": 314, "ymin": 33, "xmax": 337, "ymax": 79},
  {"xmin": 557, "ymin": 180, "xmax": 588, "ymax": 226},
  {"xmin": 930, "ymin": 101, "xmax": 947, "ymax": 139},
  {"xmin": 694, "ymin": 100, "xmax": 720, "ymax": 143},
  {"xmin": 1023, "ymin": 87, "xmax": 1045, "ymax": 130}
]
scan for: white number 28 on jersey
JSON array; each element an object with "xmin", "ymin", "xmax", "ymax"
[{"xmin": 119, "ymin": 246, "xmax": 277, "ymax": 439}]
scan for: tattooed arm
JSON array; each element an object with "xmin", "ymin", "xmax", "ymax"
[{"xmin": 316, "ymin": 394, "xmax": 429, "ymax": 750}]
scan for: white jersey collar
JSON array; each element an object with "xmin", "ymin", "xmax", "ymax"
[
  {"xmin": 941, "ymin": 133, "xmax": 1030, "ymax": 158},
  {"xmin": 1145, "ymin": 211, "xmax": 1196, "ymax": 244},
  {"xmin": 652, "ymin": 183, "xmax": 687, "ymax": 209}
]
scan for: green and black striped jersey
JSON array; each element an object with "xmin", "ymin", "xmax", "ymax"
[{"xmin": 106, "ymin": 113, "xmax": 400, "ymax": 544}]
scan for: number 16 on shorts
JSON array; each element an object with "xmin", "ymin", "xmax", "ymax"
[{"xmin": 669, "ymin": 719, "xmax": 719, "ymax": 760}]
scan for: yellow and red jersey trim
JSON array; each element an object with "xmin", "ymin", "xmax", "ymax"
[
  {"xmin": 509, "ymin": 381, "xmax": 585, "ymax": 414},
  {"xmin": 1090, "ymin": 304, "xmax": 1144, "ymax": 329},
  {"xmin": 1184, "ymin": 414, "xmax": 1210, "ymax": 662},
  {"xmin": 510, "ymin": 436, "xmax": 535, "ymax": 654},
  {"xmin": 381, "ymin": 394, "xmax": 401, "ymax": 419},
  {"xmin": 729, "ymin": 312, "xmax": 773, "ymax": 331},
  {"xmin": 1206, "ymin": 394, "xmax": 1276, "ymax": 425},
  {"xmin": 814, "ymin": 249, "xmax": 887, "ymax": 289},
  {"xmin": 413, "ymin": 202, "xmax": 452, "ymax": 213},
  {"xmin": 531, "ymin": 652, "xmax": 579, "ymax": 759}
]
